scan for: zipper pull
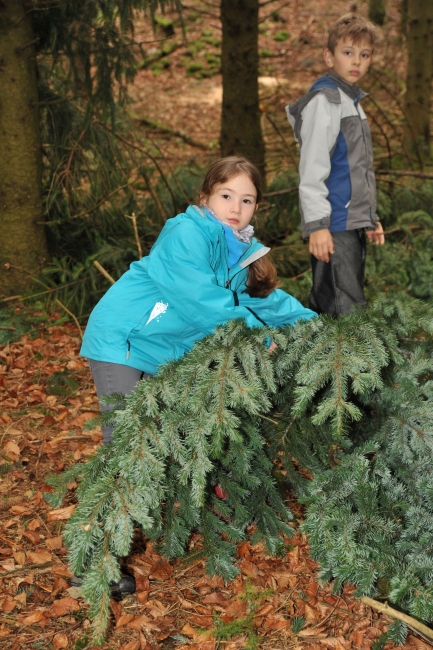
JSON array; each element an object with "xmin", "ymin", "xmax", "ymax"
[
  {"xmin": 126, "ymin": 340, "xmax": 130, "ymax": 360},
  {"xmin": 225, "ymin": 279, "xmax": 230, "ymax": 288}
]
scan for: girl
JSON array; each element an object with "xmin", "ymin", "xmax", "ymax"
[
  {"xmin": 81, "ymin": 156, "xmax": 316, "ymax": 444},
  {"xmin": 77, "ymin": 156, "xmax": 316, "ymax": 597}
]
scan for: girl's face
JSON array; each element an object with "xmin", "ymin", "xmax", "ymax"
[{"xmin": 203, "ymin": 173, "xmax": 258, "ymax": 231}]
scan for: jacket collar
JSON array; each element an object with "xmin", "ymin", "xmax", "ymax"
[{"xmin": 324, "ymin": 71, "xmax": 368, "ymax": 103}]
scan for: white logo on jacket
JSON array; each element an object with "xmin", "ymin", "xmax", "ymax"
[{"xmin": 146, "ymin": 302, "xmax": 169, "ymax": 325}]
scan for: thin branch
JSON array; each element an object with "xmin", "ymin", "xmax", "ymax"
[
  {"xmin": 0, "ymin": 562, "xmax": 55, "ymax": 577},
  {"xmin": 361, "ymin": 596, "xmax": 433, "ymax": 642},
  {"xmin": 1, "ymin": 281, "xmax": 80, "ymax": 303},
  {"xmin": 135, "ymin": 117, "xmax": 212, "ymax": 151},
  {"xmin": 263, "ymin": 187, "xmax": 298, "ymax": 198},
  {"xmin": 56, "ymin": 299, "xmax": 83, "ymax": 338},
  {"xmin": 376, "ymin": 170, "xmax": 433, "ymax": 180},
  {"xmin": 265, "ymin": 114, "xmax": 299, "ymax": 168},
  {"xmin": 43, "ymin": 178, "xmax": 139, "ymax": 224},
  {"xmin": 383, "ymin": 225, "xmax": 423, "ymax": 236},
  {"xmin": 125, "ymin": 213, "xmax": 143, "ymax": 259},
  {"xmin": 93, "ymin": 261, "xmax": 116, "ymax": 285}
]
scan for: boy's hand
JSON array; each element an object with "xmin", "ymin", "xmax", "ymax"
[
  {"xmin": 366, "ymin": 222, "xmax": 385, "ymax": 245},
  {"xmin": 309, "ymin": 229, "xmax": 335, "ymax": 262},
  {"xmin": 268, "ymin": 341, "xmax": 278, "ymax": 354}
]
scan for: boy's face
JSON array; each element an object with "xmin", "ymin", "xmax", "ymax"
[{"xmin": 324, "ymin": 38, "xmax": 373, "ymax": 85}]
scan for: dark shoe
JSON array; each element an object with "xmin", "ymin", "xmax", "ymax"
[{"xmin": 70, "ymin": 573, "xmax": 136, "ymax": 601}]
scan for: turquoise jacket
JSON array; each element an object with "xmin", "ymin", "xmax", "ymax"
[{"xmin": 80, "ymin": 206, "xmax": 316, "ymax": 374}]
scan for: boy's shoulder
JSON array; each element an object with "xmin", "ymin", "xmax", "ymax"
[
  {"xmin": 287, "ymin": 72, "xmax": 368, "ymax": 123},
  {"xmin": 286, "ymin": 75, "xmax": 341, "ymax": 126}
]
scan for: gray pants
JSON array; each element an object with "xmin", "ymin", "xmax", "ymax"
[
  {"xmin": 89, "ymin": 359, "xmax": 152, "ymax": 444},
  {"xmin": 309, "ymin": 229, "xmax": 367, "ymax": 316}
]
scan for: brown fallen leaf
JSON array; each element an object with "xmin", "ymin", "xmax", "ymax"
[
  {"xmin": 27, "ymin": 550, "xmax": 53, "ymax": 564},
  {"xmin": 14, "ymin": 592, "xmax": 26, "ymax": 607},
  {"xmin": 189, "ymin": 614, "xmax": 213, "ymax": 628},
  {"xmin": 116, "ymin": 613, "xmax": 135, "ymax": 628},
  {"xmin": 255, "ymin": 603, "xmax": 274, "ymax": 617},
  {"xmin": 47, "ymin": 505, "xmax": 75, "ymax": 521},
  {"xmin": 119, "ymin": 641, "xmax": 140, "ymax": 650},
  {"xmin": 240, "ymin": 559, "xmax": 260, "ymax": 579},
  {"xmin": 19, "ymin": 611, "xmax": 49, "ymax": 627},
  {"xmin": 22, "ymin": 530, "xmax": 41, "ymax": 545},
  {"xmin": 51, "ymin": 564, "xmax": 73, "ymax": 578},
  {"xmin": 4, "ymin": 441, "xmax": 20, "ymax": 461},
  {"xmin": 45, "ymin": 535, "xmax": 63, "ymax": 551},
  {"xmin": 224, "ymin": 598, "xmax": 247, "ymax": 618},
  {"xmin": 304, "ymin": 603, "xmax": 319, "ymax": 622},
  {"xmin": 0, "ymin": 596, "xmax": 17, "ymax": 613},
  {"xmin": 139, "ymin": 633, "xmax": 152, "ymax": 650},
  {"xmin": 149, "ymin": 559, "xmax": 173, "ymax": 581},
  {"xmin": 53, "ymin": 632, "xmax": 69, "ymax": 649},
  {"xmin": 127, "ymin": 614, "xmax": 152, "ymax": 630},
  {"xmin": 201, "ymin": 592, "xmax": 229, "ymax": 606},
  {"xmin": 194, "ymin": 575, "xmax": 224, "ymax": 589},
  {"xmin": 50, "ymin": 596, "xmax": 80, "ymax": 617},
  {"xmin": 136, "ymin": 590, "xmax": 150, "ymax": 604}
]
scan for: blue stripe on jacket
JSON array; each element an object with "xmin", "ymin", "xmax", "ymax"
[{"xmin": 308, "ymin": 76, "xmax": 351, "ymax": 232}]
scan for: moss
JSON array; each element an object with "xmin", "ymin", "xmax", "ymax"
[{"xmin": 273, "ymin": 30, "xmax": 290, "ymax": 41}]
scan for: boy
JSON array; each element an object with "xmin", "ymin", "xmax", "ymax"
[{"xmin": 286, "ymin": 14, "xmax": 385, "ymax": 316}]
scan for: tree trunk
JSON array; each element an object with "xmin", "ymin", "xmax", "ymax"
[
  {"xmin": 368, "ymin": 0, "xmax": 386, "ymax": 25},
  {"xmin": 404, "ymin": 0, "xmax": 433, "ymax": 156},
  {"xmin": 220, "ymin": 0, "xmax": 265, "ymax": 179},
  {"xmin": 0, "ymin": 0, "xmax": 48, "ymax": 297}
]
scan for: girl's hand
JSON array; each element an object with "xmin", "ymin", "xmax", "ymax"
[
  {"xmin": 366, "ymin": 222, "xmax": 385, "ymax": 245},
  {"xmin": 268, "ymin": 341, "xmax": 278, "ymax": 354}
]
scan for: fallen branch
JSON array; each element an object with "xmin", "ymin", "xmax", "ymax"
[
  {"xmin": 361, "ymin": 596, "xmax": 433, "ymax": 641},
  {"xmin": 0, "ymin": 561, "xmax": 55, "ymax": 577}
]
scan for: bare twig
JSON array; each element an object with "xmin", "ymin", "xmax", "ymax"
[
  {"xmin": 43, "ymin": 178, "xmax": 139, "ymax": 224},
  {"xmin": 125, "ymin": 213, "xmax": 143, "ymax": 259},
  {"xmin": 263, "ymin": 187, "xmax": 298, "ymax": 198},
  {"xmin": 265, "ymin": 114, "xmax": 299, "ymax": 168},
  {"xmin": 376, "ymin": 170, "xmax": 433, "ymax": 180},
  {"xmin": 93, "ymin": 261, "xmax": 115, "ymax": 285},
  {"xmin": 56, "ymin": 299, "xmax": 83, "ymax": 338},
  {"xmin": 135, "ymin": 116, "xmax": 211, "ymax": 151},
  {"xmin": 1, "ymin": 281, "xmax": 80, "ymax": 303},
  {"xmin": 141, "ymin": 166, "xmax": 168, "ymax": 223}
]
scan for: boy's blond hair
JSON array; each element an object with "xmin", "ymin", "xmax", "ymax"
[{"xmin": 327, "ymin": 13, "xmax": 376, "ymax": 53}]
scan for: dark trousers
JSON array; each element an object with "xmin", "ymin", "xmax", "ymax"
[
  {"xmin": 309, "ymin": 229, "xmax": 367, "ymax": 316},
  {"xmin": 89, "ymin": 359, "xmax": 152, "ymax": 444}
]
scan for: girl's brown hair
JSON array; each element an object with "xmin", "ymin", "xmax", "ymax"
[
  {"xmin": 199, "ymin": 156, "xmax": 263, "ymax": 204},
  {"xmin": 199, "ymin": 156, "xmax": 278, "ymax": 298}
]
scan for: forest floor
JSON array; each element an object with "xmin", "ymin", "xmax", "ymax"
[
  {"xmin": 2, "ymin": 0, "xmax": 432, "ymax": 649},
  {"xmin": 1, "ymin": 313, "xmax": 432, "ymax": 650}
]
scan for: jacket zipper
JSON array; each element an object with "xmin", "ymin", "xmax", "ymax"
[{"xmin": 126, "ymin": 340, "xmax": 131, "ymax": 360}]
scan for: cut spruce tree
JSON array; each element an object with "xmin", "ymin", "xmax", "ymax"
[{"xmin": 47, "ymin": 292, "xmax": 433, "ymax": 644}]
